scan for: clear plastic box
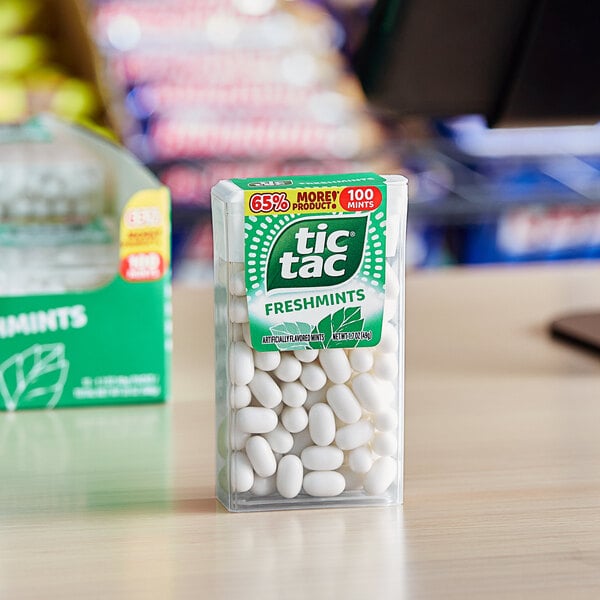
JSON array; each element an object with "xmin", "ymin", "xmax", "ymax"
[
  {"xmin": 212, "ymin": 173, "xmax": 407, "ymax": 511},
  {"xmin": 0, "ymin": 116, "xmax": 171, "ymax": 411},
  {"xmin": 0, "ymin": 118, "xmax": 117, "ymax": 295}
]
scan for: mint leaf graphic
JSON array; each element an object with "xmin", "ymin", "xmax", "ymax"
[
  {"xmin": 316, "ymin": 306, "xmax": 364, "ymax": 348},
  {"xmin": 269, "ymin": 321, "xmax": 313, "ymax": 350},
  {"xmin": 0, "ymin": 343, "xmax": 69, "ymax": 410}
]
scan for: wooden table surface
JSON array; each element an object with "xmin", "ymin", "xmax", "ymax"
[{"xmin": 2, "ymin": 262, "xmax": 600, "ymax": 599}]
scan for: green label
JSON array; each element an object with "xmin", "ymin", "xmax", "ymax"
[
  {"xmin": 266, "ymin": 215, "xmax": 367, "ymax": 292},
  {"xmin": 242, "ymin": 173, "xmax": 387, "ymax": 352},
  {"xmin": 0, "ymin": 278, "xmax": 170, "ymax": 410}
]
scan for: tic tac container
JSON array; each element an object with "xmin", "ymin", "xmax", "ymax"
[{"xmin": 212, "ymin": 173, "xmax": 407, "ymax": 511}]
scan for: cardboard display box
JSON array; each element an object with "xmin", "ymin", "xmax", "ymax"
[{"xmin": 0, "ymin": 116, "xmax": 171, "ymax": 410}]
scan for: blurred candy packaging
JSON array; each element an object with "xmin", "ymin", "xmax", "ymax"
[
  {"xmin": 0, "ymin": 0, "xmax": 110, "ymax": 128},
  {"xmin": 93, "ymin": 0, "xmax": 396, "ymax": 282},
  {"xmin": 0, "ymin": 116, "xmax": 171, "ymax": 410}
]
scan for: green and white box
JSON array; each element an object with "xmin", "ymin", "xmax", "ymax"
[
  {"xmin": 212, "ymin": 173, "xmax": 407, "ymax": 511},
  {"xmin": 0, "ymin": 117, "xmax": 171, "ymax": 410}
]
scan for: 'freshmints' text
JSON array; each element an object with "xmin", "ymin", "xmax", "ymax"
[
  {"xmin": 0, "ymin": 305, "xmax": 88, "ymax": 339},
  {"xmin": 265, "ymin": 288, "xmax": 365, "ymax": 316}
]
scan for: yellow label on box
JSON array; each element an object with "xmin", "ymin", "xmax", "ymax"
[{"xmin": 120, "ymin": 187, "xmax": 170, "ymax": 282}]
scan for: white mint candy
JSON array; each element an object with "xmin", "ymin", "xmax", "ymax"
[
  {"xmin": 274, "ymin": 354, "xmax": 302, "ymax": 382},
  {"xmin": 242, "ymin": 322, "xmax": 252, "ymax": 347},
  {"xmin": 230, "ymin": 427, "xmax": 250, "ymax": 451},
  {"xmin": 215, "ymin": 258, "xmax": 230, "ymax": 281},
  {"xmin": 294, "ymin": 349, "xmax": 319, "ymax": 363},
  {"xmin": 229, "ymin": 295, "xmax": 249, "ymax": 323},
  {"xmin": 276, "ymin": 455, "xmax": 303, "ymax": 499},
  {"xmin": 335, "ymin": 419, "xmax": 374, "ymax": 451},
  {"xmin": 348, "ymin": 446, "xmax": 374, "ymax": 474},
  {"xmin": 372, "ymin": 353, "xmax": 398, "ymax": 381},
  {"xmin": 364, "ymin": 456, "xmax": 396, "ymax": 495},
  {"xmin": 226, "ymin": 260, "xmax": 244, "ymax": 278},
  {"xmin": 264, "ymin": 423, "xmax": 294, "ymax": 454},
  {"xmin": 281, "ymin": 381, "xmax": 307, "ymax": 407},
  {"xmin": 319, "ymin": 349, "xmax": 351, "ymax": 384},
  {"xmin": 231, "ymin": 385, "xmax": 251, "ymax": 409},
  {"xmin": 303, "ymin": 471, "xmax": 345, "ymax": 497},
  {"xmin": 300, "ymin": 445, "xmax": 344, "ymax": 471},
  {"xmin": 231, "ymin": 452, "xmax": 254, "ymax": 492},
  {"xmin": 308, "ymin": 403, "xmax": 336, "ymax": 446},
  {"xmin": 374, "ymin": 409, "xmax": 398, "ymax": 432},
  {"xmin": 248, "ymin": 370, "xmax": 282, "ymax": 409},
  {"xmin": 383, "ymin": 297, "xmax": 397, "ymax": 322},
  {"xmin": 246, "ymin": 436, "xmax": 277, "ymax": 477},
  {"xmin": 385, "ymin": 262, "xmax": 400, "ymax": 299},
  {"xmin": 251, "ymin": 475, "xmax": 276, "ymax": 496},
  {"xmin": 377, "ymin": 378, "xmax": 396, "ymax": 406},
  {"xmin": 351, "ymin": 373, "xmax": 387, "ymax": 414},
  {"xmin": 371, "ymin": 432, "xmax": 398, "ymax": 457},
  {"xmin": 254, "ymin": 350, "xmax": 281, "ymax": 372},
  {"xmin": 378, "ymin": 322, "xmax": 398, "ymax": 353},
  {"xmin": 281, "ymin": 406, "xmax": 308, "ymax": 433},
  {"xmin": 230, "ymin": 341, "xmax": 254, "ymax": 386},
  {"xmin": 236, "ymin": 407, "xmax": 278, "ymax": 434},
  {"xmin": 231, "ymin": 323, "xmax": 244, "ymax": 341},
  {"xmin": 299, "ymin": 362, "xmax": 327, "ymax": 391},
  {"xmin": 348, "ymin": 348, "xmax": 374, "ymax": 373},
  {"xmin": 326, "ymin": 384, "xmax": 362, "ymax": 424},
  {"xmin": 229, "ymin": 269, "xmax": 246, "ymax": 296}
]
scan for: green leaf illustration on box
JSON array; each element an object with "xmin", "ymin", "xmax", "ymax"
[
  {"xmin": 269, "ymin": 321, "xmax": 313, "ymax": 350},
  {"xmin": 314, "ymin": 306, "xmax": 364, "ymax": 348},
  {"xmin": 0, "ymin": 343, "xmax": 69, "ymax": 410}
]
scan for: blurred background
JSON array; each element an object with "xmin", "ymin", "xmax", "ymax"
[{"xmin": 3, "ymin": 0, "xmax": 600, "ymax": 283}]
